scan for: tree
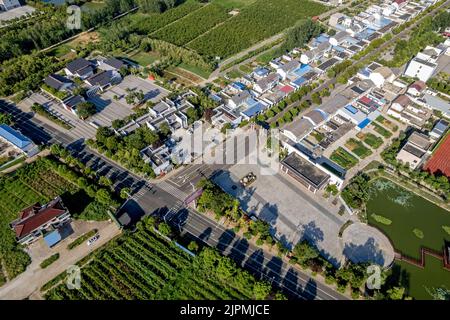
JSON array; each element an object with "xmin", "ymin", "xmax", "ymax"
[
  {"xmin": 159, "ymin": 121, "xmax": 171, "ymax": 138},
  {"xmin": 99, "ymin": 176, "xmax": 112, "ymax": 187},
  {"xmin": 253, "ymin": 281, "xmax": 271, "ymax": 300},
  {"xmin": 387, "ymin": 286, "xmax": 406, "ymax": 300},
  {"xmin": 158, "ymin": 222, "xmax": 172, "ymax": 236},
  {"xmin": 0, "ymin": 112, "xmax": 13, "ymax": 125},
  {"xmin": 292, "ymin": 240, "xmax": 319, "ymax": 265},
  {"xmin": 95, "ymin": 188, "xmax": 113, "ymax": 206},
  {"xmin": 187, "ymin": 241, "xmax": 199, "ymax": 252},
  {"xmin": 77, "ymin": 102, "xmax": 97, "ymax": 119},
  {"xmin": 120, "ymin": 187, "xmax": 131, "ymax": 199}
]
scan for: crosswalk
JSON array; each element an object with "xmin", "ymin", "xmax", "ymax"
[
  {"xmin": 157, "ymin": 181, "xmax": 189, "ymax": 201},
  {"xmin": 132, "ymin": 183, "xmax": 153, "ymax": 200},
  {"xmin": 163, "ymin": 201, "xmax": 185, "ymax": 222}
]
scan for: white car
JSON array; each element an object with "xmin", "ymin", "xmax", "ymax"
[{"xmin": 87, "ymin": 234, "xmax": 100, "ymax": 246}]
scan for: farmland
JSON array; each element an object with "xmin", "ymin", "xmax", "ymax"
[
  {"xmin": 372, "ymin": 122, "xmax": 393, "ymax": 138},
  {"xmin": 187, "ymin": 0, "xmax": 327, "ymax": 58},
  {"xmin": 344, "ymin": 138, "xmax": 373, "ymax": 159},
  {"xmin": 0, "ymin": 156, "xmax": 115, "ymax": 282},
  {"xmin": 44, "ymin": 218, "xmax": 277, "ymax": 300},
  {"xmin": 152, "ymin": 3, "xmax": 230, "ymax": 46},
  {"xmin": 330, "ymin": 147, "xmax": 359, "ymax": 169},
  {"xmin": 356, "ymin": 132, "xmax": 383, "ymax": 149},
  {"xmin": 0, "ymin": 159, "xmax": 77, "ymax": 280}
]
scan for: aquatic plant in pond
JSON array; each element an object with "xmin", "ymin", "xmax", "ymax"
[
  {"xmin": 370, "ymin": 214, "xmax": 392, "ymax": 225},
  {"xmin": 413, "ymin": 228, "xmax": 424, "ymax": 239}
]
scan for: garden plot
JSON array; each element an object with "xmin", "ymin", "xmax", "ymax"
[{"xmin": 344, "ymin": 138, "xmax": 373, "ymax": 159}]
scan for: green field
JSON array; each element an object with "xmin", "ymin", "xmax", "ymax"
[
  {"xmin": 127, "ymin": 51, "xmax": 158, "ymax": 67},
  {"xmin": 372, "ymin": 122, "xmax": 393, "ymax": 138},
  {"xmin": 177, "ymin": 63, "xmax": 212, "ymax": 79},
  {"xmin": 44, "ymin": 220, "xmax": 276, "ymax": 300},
  {"xmin": 356, "ymin": 132, "xmax": 383, "ymax": 149},
  {"xmin": 0, "ymin": 158, "xmax": 111, "ymax": 281},
  {"xmin": 330, "ymin": 147, "xmax": 359, "ymax": 169},
  {"xmin": 152, "ymin": 3, "xmax": 230, "ymax": 46},
  {"xmin": 188, "ymin": 0, "xmax": 327, "ymax": 58},
  {"xmin": 0, "ymin": 160, "xmax": 77, "ymax": 279},
  {"xmin": 344, "ymin": 138, "xmax": 373, "ymax": 159}
]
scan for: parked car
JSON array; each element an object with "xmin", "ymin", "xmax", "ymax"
[{"xmin": 87, "ymin": 234, "xmax": 100, "ymax": 246}]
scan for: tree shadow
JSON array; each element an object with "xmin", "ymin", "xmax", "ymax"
[
  {"xmin": 265, "ymin": 256, "xmax": 283, "ymax": 284},
  {"xmin": 244, "ymin": 249, "xmax": 265, "ymax": 271},
  {"xmin": 217, "ymin": 229, "xmax": 236, "ymax": 253},
  {"xmin": 343, "ymin": 237, "xmax": 385, "ymax": 267},
  {"xmin": 229, "ymin": 238, "xmax": 249, "ymax": 266}
]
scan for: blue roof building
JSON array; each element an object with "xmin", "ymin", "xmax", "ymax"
[
  {"xmin": 44, "ymin": 229, "xmax": 62, "ymax": 248},
  {"xmin": 291, "ymin": 77, "xmax": 307, "ymax": 88},
  {"xmin": 242, "ymin": 102, "xmax": 267, "ymax": 119},
  {"xmin": 231, "ymin": 82, "xmax": 247, "ymax": 91}
]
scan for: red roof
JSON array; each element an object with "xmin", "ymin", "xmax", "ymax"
[
  {"xmin": 13, "ymin": 199, "xmax": 67, "ymax": 239},
  {"xmin": 359, "ymin": 96, "xmax": 372, "ymax": 105},
  {"xmin": 424, "ymin": 134, "xmax": 450, "ymax": 178},
  {"xmin": 280, "ymin": 85, "xmax": 294, "ymax": 94},
  {"xmin": 394, "ymin": 0, "xmax": 407, "ymax": 4}
]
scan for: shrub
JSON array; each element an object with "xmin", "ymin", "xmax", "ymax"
[{"xmin": 40, "ymin": 253, "xmax": 60, "ymax": 269}]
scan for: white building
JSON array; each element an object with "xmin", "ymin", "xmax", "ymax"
[
  {"xmin": 369, "ymin": 66, "xmax": 395, "ymax": 88},
  {"xmin": 404, "ymin": 57, "xmax": 437, "ymax": 82}
]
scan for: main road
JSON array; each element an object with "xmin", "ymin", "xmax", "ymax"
[{"xmin": 0, "ymin": 99, "xmax": 348, "ymax": 300}]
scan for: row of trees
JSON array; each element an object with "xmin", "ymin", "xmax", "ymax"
[
  {"xmin": 87, "ymin": 126, "xmax": 161, "ymax": 178},
  {"xmin": 427, "ymin": 73, "xmax": 450, "ymax": 95}
]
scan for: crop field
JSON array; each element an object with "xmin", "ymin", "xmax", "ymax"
[
  {"xmin": 0, "ymin": 159, "xmax": 78, "ymax": 280},
  {"xmin": 372, "ymin": 122, "xmax": 393, "ymax": 138},
  {"xmin": 356, "ymin": 132, "xmax": 383, "ymax": 149},
  {"xmin": 375, "ymin": 115, "xmax": 398, "ymax": 132},
  {"xmin": 44, "ymin": 223, "xmax": 272, "ymax": 300},
  {"xmin": 152, "ymin": 3, "xmax": 231, "ymax": 46},
  {"xmin": 344, "ymin": 138, "xmax": 373, "ymax": 159},
  {"xmin": 187, "ymin": 0, "xmax": 327, "ymax": 58},
  {"xmin": 330, "ymin": 147, "xmax": 359, "ymax": 169},
  {"xmin": 129, "ymin": 1, "xmax": 204, "ymax": 35}
]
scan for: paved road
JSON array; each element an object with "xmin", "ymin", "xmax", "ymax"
[
  {"xmin": 169, "ymin": 207, "xmax": 349, "ymax": 300},
  {"xmin": 0, "ymin": 98, "xmax": 348, "ymax": 300}
]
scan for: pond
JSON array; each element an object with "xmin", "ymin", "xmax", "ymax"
[
  {"xmin": 367, "ymin": 177, "xmax": 450, "ymax": 299},
  {"xmin": 367, "ymin": 178, "xmax": 450, "ymax": 259}
]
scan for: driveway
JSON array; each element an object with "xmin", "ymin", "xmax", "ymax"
[{"xmin": 0, "ymin": 221, "xmax": 121, "ymax": 300}]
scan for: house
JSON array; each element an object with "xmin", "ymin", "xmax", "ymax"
[
  {"xmin": 369, "ymin": 66, "xmax": 395, "ymax": 88},
  {"xmin": 329, "ymin": 31, "xmax": 349, "ymax": 46},
  {"xmin": 282, "ymin": 118, "xmax": 314, "ymax": 143},
  {"xmin": 10, "ymin": 197, "xmax": 70, "ymax": 246},
  {"xmin": 276, "ymin": 60, "xmax": 301, "ymax": 80},
  {"xmin": 388, "ymin": 94, "xmax": 431, "ymax": 127},
  {"xmin": 429, "ymin": 119, "xmax": 448, "ymax": 140},
  {"xmin": 252, "ymin": 67, "xmax": 270, "ymax": 80},
  {"xmin": 328, "ymin": 13, "xmax": 350, "ymax": 28},
  {"xmin": 419, "ymin": 92, "xmax": 450, "ymax": 118},
  {"xmin": 424, "ymin": 133, "xmax": 450, "ymax": 177},
  {"xmin": 0, "ymin": 124, "xmax": 39, "ymax": 157},
  {"xmin": 228, "ymin": 91, "xmax": 251, "ymax": 109},
  {"xmin": 404, "ymin": 57, "xmax": 437, "ymax": 82},
  {"xmin": 407, "ymin": 80, "xmax": 427, "ymax": 97},
  {"xmin": 253, "ymin": 73, "xmax": 280, "ymax": 94},
  {"xmin": 98, "ymin": 57, "xmax": 125, "ymax": 71},
  {"xmin": 62, "ymin": 95, "xmax": 85, "ymax": 115},
  {"xmin": 304, "ymin": 109, "xmax": 329, "ymax": 127},
  {"xmin": 85, "ymin": 70, "xmax": 121, "ymax": 91},
  {"xmin": 65, "ymin": 58, "xmax": 94, "ymax": 79},
  {"xmin": 44, "ymin": 74, "xmax": 73, "ymax": 92},
  {"xmin": 0, "ymin": 0, "xmax": 20, "ymax": 11},
  {"xmin": 141, "ymin": 145, "xmax": 172, "ymax": 176},
  {"xmin": 396, "ymin": 131, "xmax": 431, "ymax": 169}
]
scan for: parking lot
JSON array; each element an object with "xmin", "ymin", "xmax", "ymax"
[
  {"xmin": 88, "ymin": 75, "xmax": 170, "ymax": 127},
  {"xmin": 213, "ymin": 163, "xmax": 394, "ymax": 267}
]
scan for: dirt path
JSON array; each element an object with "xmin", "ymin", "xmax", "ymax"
[{"xmin": 0, "ymin": 221, "xmax": 121, "ymax": 300}]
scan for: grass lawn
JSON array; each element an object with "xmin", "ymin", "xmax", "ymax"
[
  {"xmin": 226, "ymin": 69, "xmax": 244, "ymax": 79},
  {"xmin": 239, "ymin": 64, "xmax": 253, "ymax": 74},
  {"xmin": 81, "ymin": 2, "xmax": 107, "ymax": 12},
  {"xmin": 128, "ymin": 51, "xmax": 158, "ymax": 67},
  {"xmin": 356, "ymin": 132, "xmax": 383, "ymax": 149},
  {"xmin": 330, "ymin": 147, "xmax": 359, "ymax": 169},
  {"xmin": 344, "ymin": 138, "xmax": 372, "ymax": 159},
  {"xmin": 372, "ymin": 122, "xmax": 392, "ymax": 138},
  {"xmin": 367, "ymin": 178, "xmax": 450, "ymax": 259}
]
